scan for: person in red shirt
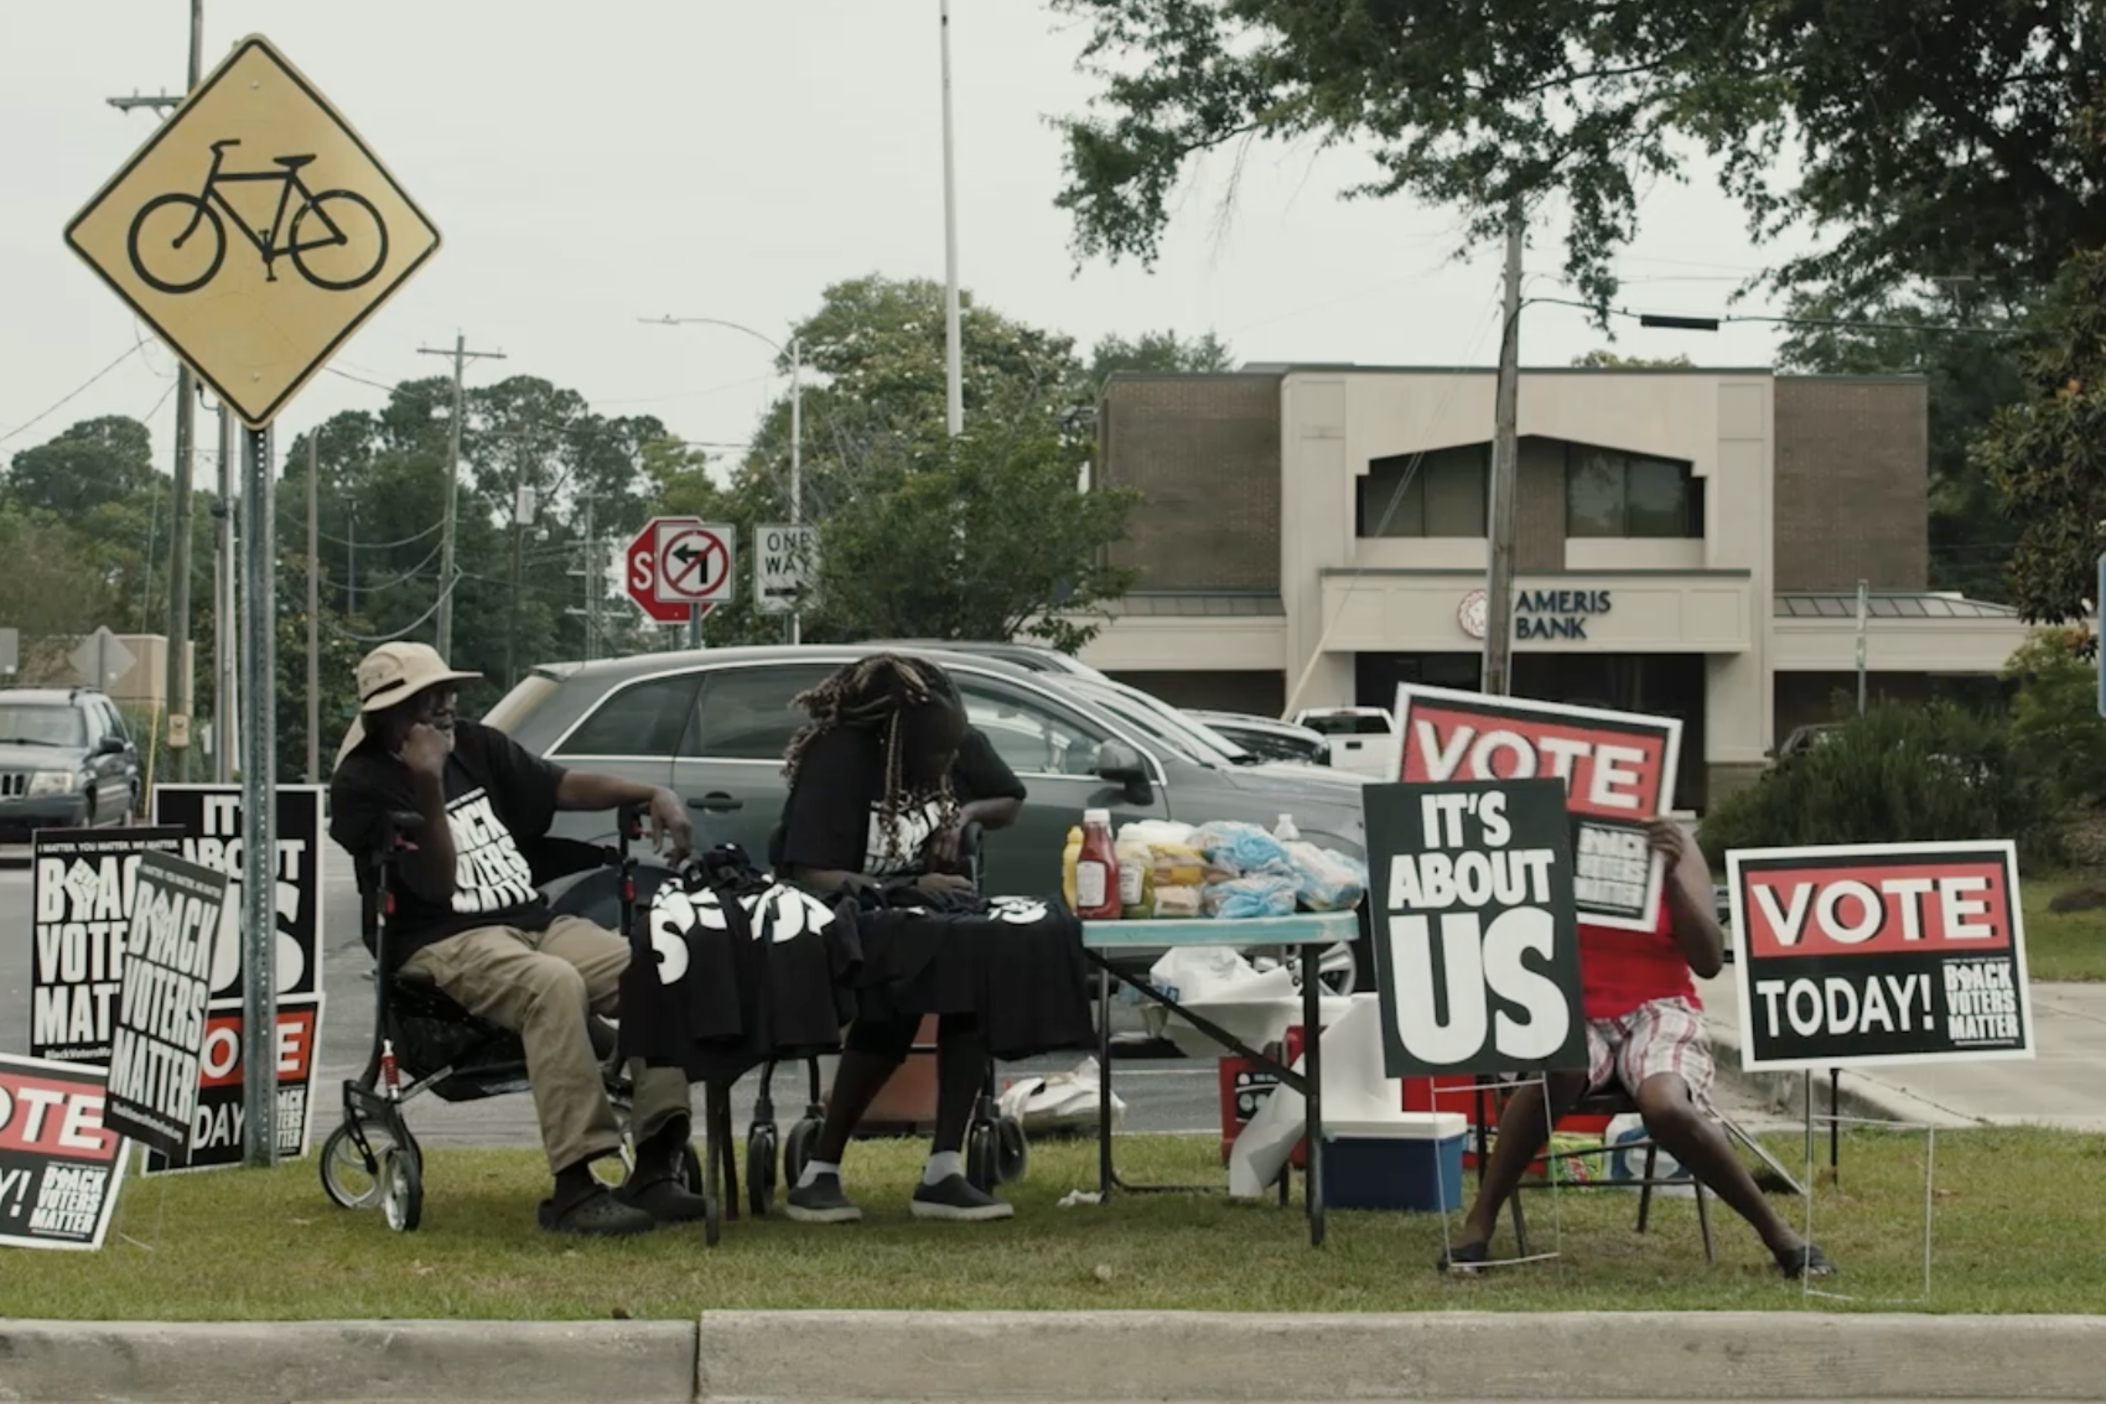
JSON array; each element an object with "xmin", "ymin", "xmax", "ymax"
[{"xmin": 1440, "ymin": 816, "xmax": 1835, "ymax": 1278}]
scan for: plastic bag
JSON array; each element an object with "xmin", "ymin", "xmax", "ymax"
[
  {"xmin": 1284, "ymin": 841, "xmax": 1368, "ymax": 911},
  {"xmin": 1187, "ymin": 821, "xmax": 1294, "ymax": 880},
  {"xmin": 1202, "ymin": 873, "xmax": 1298, "ymax": 919}
]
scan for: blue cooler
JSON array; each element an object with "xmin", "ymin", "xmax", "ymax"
[{"xmin": 1319, "ymin": 1112, "xmax": 1468, "ymax": 1213}]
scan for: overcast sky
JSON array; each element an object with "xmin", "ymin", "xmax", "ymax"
[{"xmin": 2, "ymin": 1, "xmax": 1813, "ymax": 480}]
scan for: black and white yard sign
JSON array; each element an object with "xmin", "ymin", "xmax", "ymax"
[
  {"xmin": 29, "ymin": 826, "xmax": 186, "ymax": 1064},
  {"xmin": 0, "ymin": 1053, "xmax": 130, "ymax": 1252},
  {"xmin": 1367, "ymin": 778, "xmax": 1587, "ymax": 1078},
  {"xmin": 1396, "ymin": 684, "xmax": 1682, "ymax": 931},
  {"xmin": 145, "ymin": 786, "xmax": 325, "ymax": 1171},
  {"xmin": 102, "ymin": 852, "xmax": 232, "ymax": 1163},
  {"xmin": 1729, "ymin": 841, "xmax": 2034, "ymax": 1071}
]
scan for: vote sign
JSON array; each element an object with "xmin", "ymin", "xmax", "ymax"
[
  {"xmin": 1728, "ymin": 841, "xmax": 2034, "ymax": 1071},
  {"xmin": 1366, "ymin": 778, "xmax": 1587, "ymax": 1078},
  {"xmin": 1395, "ymin": 684, "xmax": 1681, "ymax": 932}
]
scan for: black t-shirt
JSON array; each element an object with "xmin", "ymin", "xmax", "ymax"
[
  {"xmin": 329, "ymin": 720, "xmax": 567, "ymax": 963},
  {"xmin": 771, "ymin": 725, "xmax": 949, "ymax": 878}
]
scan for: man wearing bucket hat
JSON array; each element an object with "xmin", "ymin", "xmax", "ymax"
[{"xmin": 329, "ymin": 641, "xmax": 701, "ymax": 1237}]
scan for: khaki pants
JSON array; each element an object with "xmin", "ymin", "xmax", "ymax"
[{"xmin": 404, "ymin": 916, "xmax": 691, "ymax": 1175}]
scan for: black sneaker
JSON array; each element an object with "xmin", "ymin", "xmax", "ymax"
[
  {"xmin": 784, "ymin": 1173, "xmax": 863, "ymax": 1224},
  {"xmin": 910, "ymin": 1173, "xmax": 1014, "ymax": 1222},
  {"xmin": 537, "ymin": 1186, "xmax": 656, "ymax": 1237}
]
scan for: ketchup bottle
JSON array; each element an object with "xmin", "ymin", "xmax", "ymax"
[{"xmin": 1074, "ymin": 808, "xmax": 1121, "ymax": 920}]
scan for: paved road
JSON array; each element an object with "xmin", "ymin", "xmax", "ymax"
[{"xmin": 0, "ymin": 850, "xmax": 1787, "ymax": 1154}]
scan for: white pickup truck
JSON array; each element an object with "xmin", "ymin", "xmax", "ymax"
[{"xmin": 1289, "ymin": 706, "xmax": 1402, "ymax": 780}]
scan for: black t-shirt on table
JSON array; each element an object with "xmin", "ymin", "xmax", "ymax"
[{"xmin": 329, "ymin": 720, "xmax": 566, "ymax": 964}]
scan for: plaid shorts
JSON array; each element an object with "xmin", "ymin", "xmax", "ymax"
[{"xmin": 1585, "ymin": 997, "xmax": 1713, "ymax": 1104}]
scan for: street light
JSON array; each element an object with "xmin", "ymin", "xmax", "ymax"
[{"xmin": 641, "ymin": 316, "xmax": 805, "ymax": 643}]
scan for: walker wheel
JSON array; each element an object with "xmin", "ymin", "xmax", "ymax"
[
  {"xmin": 746, "ymin": 1123, "xmax": 779, "ymax": 1217},
  {"xmin": 381, "ymin": 1145, "xmax": 423, "ymax": 1233},
  {"xmin": 703, "ymin": 1192, "xmax": 722, "ymax": 1248},
  {"xmin": 783, "ymin": 1117, "xmax": 822, "ymax": 1189},
  {"xmin": 320, "ymin": 1119, "xmax": 390, "ymax": 1210},
  {"xmin": 966, "ymin": 1122, "xmax": 999, "ymax": 1193},
  {"xmin": 995, "ymin": 1114, "xmax": 1029, "ymax": 1185}
]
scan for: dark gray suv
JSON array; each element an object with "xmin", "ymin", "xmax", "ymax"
[
  {"xmin": 484, "ymin": 645, "xmax": 1377, "ymax": 990},
  {"xmin": 0, "ymin": 687, "xmax": 141, "ymax": 840}
]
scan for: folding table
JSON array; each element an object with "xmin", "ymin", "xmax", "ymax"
[{"xmin": 1080, "ymin": 910, "xmax": 1358, "ymax": 1248}]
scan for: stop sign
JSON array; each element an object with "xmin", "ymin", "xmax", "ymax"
[{"xmin": 625, "ymin": 518, "xmax": 713, "ymax": 624}]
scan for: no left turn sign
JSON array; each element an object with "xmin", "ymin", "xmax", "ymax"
[{"xmin": 653, "ymin": 521, "xmax": 735, "ymax": 606}]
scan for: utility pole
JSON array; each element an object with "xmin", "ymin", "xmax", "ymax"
[
  {"xmin": 418, "ymin": 333, "xmax": 506, "ymax": 660},
  {"xmin": 582, "ymin": 497, "xmax": 599, "ymax": 662},
  {"xmin": 1481, "ymin": 204, "xmax": 1524, "ymax": 699},
  {"xmin": 305, "ymin": 430, "xmax": 320, "ymax": 783},
  {"xmin": 345, "ymin": 507, "xmax": 357, "ymax": 618},
  {"xmin": 108, "ymin": 0, "xmax": 206, "ymax": 781},
  {"xmin": 507, "ymin": 483, "xmax": 534, "ymax": 689},
  {"xmin": 939, "ymin": 0, "xmax": 964, "ymax": 438}
]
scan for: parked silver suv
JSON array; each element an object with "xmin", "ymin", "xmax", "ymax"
[{"xmin": 484, "ymin": 645, "xmax": 1376, "ymax": 989}]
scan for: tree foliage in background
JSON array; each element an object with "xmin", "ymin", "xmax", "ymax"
[
  {"xmin": 685, "ymin": 275, "xmax": 1146, "ymax": 651},
  {"xmin": 2001, "ymin": 627, "xmax": 2106, "ymax": 809},
  {"xmin": 3, "ymin": 277, "xmax": 1195, "ymax": 775},
  {"xmin": 1975, "ymin": 249, "xmax": 2106, "ymax": 633},
  {"xmin": 1051, "ymin": 0, "xmax": 2106, "ymax": 313},
  {"xmin": 1697, "ymin": 699, "xmax": 2065, "ymax": 867},
  {"xmin": 1568, "ymin": 350, "xmax": 1693, "ymax": 369}
]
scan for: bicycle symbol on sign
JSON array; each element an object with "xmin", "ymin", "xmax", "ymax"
[{"xmin": 126, "ymin": 138, "xmax": 389, "ymax": 295}]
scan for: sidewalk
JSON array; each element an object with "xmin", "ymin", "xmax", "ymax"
[{"xmin": 1697, "ymin": 973, "xmax": 2106, "ymax": 1132}]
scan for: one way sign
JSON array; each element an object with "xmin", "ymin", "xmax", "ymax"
[{"xmin": 755, "ymin": 523, "xmax": 816, "ymax": 615}]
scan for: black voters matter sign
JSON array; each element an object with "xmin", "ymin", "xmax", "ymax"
[
  {"xmin": 102, "ymin": 852, "xmax": 233, "ymax": 1163},
  {"xmin": 1367, "ymin": 778, "xmax": 1587, "ymax": 1078},
  {"xmin": 29, "ymin": 826, "xmax": 186, "ymax": 1064},
  {"xmin": 1728, "ymin": 841, "xmax": 2034, "ymax": 1071},
  {"xmin": 1396, "ymin": 684, "xmax": 1682, "ymax": 932},
  {"xmin": 0, "ymin": 1053, "xmax": 130, "ymax": 1252},
  {"xmin": 145, "ymin": 786, "xmax": 326, "ymax": 1172}
]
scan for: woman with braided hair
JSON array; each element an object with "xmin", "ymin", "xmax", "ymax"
[{"xmin": 769, "ymin": 653, "xmax": 1016, "ymax": 1223}]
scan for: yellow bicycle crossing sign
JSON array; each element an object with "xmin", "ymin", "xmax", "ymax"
[{"xmin": 64, "ymin": 34, "xmax": 441, "ymax": 428}]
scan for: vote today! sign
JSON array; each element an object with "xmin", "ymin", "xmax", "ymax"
[
  {"xmin": 1366, "ymin": 778, "xmax": 1587, "ymax": 1078},
  {"xmin": 0, "ymin": 1053, "xmax": 129, "ymax": 1252},
  {"xmin": 1395, "ymin": 685, "xmax": 1682, "ymax": 932},
  {"xmin": 1727, "ymin": 841, "xmax": 2034, "ymax": 1071}
]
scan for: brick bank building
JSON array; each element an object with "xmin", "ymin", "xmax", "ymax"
[{"xmin": 1079, "ymin": 366, "xmax": 2028, "ymax": 812}]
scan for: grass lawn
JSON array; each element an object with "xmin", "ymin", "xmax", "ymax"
[
  {"xmin": 9, "ymin": 1129, "xmax": 2104, "ymax": 1319},
  {"xmin": 2021, "ymin": 879, "xmax": 2106, "ymax": 982}
]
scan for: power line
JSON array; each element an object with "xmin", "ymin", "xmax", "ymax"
[{"xmin": 0, "ymin": 344, "xmax": 144, "ymax": 445}]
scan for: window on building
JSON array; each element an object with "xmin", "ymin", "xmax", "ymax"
[
  {"xmin": 1564, "ymin": 446, "xmax": 1703, "ymax": 538},
  {"xmin": 1358, "ymin": 444, "xmax": 1489, "ymax": 537}
]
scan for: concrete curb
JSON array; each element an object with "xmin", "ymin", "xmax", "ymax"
[
  {"xmin": 4, "ymin": 1313, "xmax": 2105, "ymax": 1402},
  {"xmin": 0, "ymin": 1320, "xmax": 697, "ymax": 1403}
]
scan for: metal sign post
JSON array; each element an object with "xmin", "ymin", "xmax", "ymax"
[
  {"xmin": 239, "ymin": 424, "xmax": 277, "ymax": 1167},
  {"xmin": 63, "ymin": 33, "xmax": 441, "ymax": 1168}
]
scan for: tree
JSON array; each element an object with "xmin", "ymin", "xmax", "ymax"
[
  {"xmin": 1568, "ymin": 350, "xmax": 1694, "ymax": 369},
  {"xmin": 4, "ymin": 415, "xmax": 157, "ymax": 519},
  {"xmin": 1778, "ymin": 288, "xmax": 2028, "ymax": 601},
  {"xmin": 1974, "ymin": 248, "xmax": 2106, "ymax": 632},
  {"xmin": 1086, "ymin": 329, "xmax": 1234, "ymax": 387},
  {"xmin": 672, "ymin": 276, "xmax": 1144, "ymax": 651},
  {"xmin": 1051, "ymin": 1, "xmax": 2106, "ymax": 312}
]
